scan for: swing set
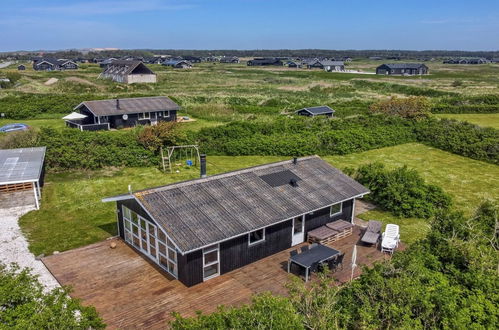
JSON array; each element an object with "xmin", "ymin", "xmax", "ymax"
[{"xmin": 160, "ymin": 145, "xmax": 201, "ymax": 173}]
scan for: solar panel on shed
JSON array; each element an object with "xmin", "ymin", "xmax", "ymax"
[
  {"xmin": 0, "ymin": 147, "xmax": 46, "ymax": 184},
  {"xmin": 258, "ymin": 169, "xmax": 301, "ymax": 187}
]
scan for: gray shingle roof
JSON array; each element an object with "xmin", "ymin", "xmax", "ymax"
[
  {"xmin": 296, "ymin": 105, "xmax": 335, "ymax": 115},
  {"xmin": 75, "ymin": 96, "xmax": 180, "ymax": 116},
  {"xmin": 0, "ymin": 147, "xmax": 46, "ymax": 185},
  {"xmin": 131, "ymin": 156, "xmax": 368, "ymax": 253},
  {"xmin": 382, "ymin": 63, "xmax": 426, "ymax": 69},
  {"xmin": 102, "ymin": 60, "xmax": 154, "ymax": 75},
  {"xmin": 320, "ymin": 60, "xmax": 344, "ymax": 66}
]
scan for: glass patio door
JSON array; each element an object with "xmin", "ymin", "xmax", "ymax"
[
  {"xmin": 203, "ymin": 244, "xmax": 220, "ymax": 281},
  {"xmin": 292, "ymin": 215, "xmax": 305, "ymax": 246}
]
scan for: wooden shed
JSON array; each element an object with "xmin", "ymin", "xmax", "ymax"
[
  {"xmin": 295, "ymin": 105, "xmax": 335, "ymax": 117},
  {"xmin": 0, "ymin": 147, "xmax": 46, "ymax": 209},
  {"xmin": 103, "ymin": 156, "xmax": 369, "ymax": 287}
]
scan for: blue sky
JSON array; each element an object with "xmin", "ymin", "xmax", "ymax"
[{"xmin": 1, "ymin": 0, "xmax": 498, "ymax": 51}]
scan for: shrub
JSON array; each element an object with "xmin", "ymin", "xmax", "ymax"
[
  {"xmin": 349, "ymin": 162, "xmax": 452, "ymax": 218},
  {"xmin": 370, "ymin": 96, "xmax": 431, "ymax": 119},
  {"xmin": 0, "ymin": 263, "xmax": 105, "ymax": 329},
  {"xmin": 415, "ymin": 118, "xmax": 499, "ymax": 164},
  {"xmin": 0, "ymin": 128, "xmax": 41, "ymax": 149},
  {"xmin": 137, "ymin": 121, "xmax": 186, "ymax": 151},
  {"xmin": 39, "ymin": 128, "xmax": 156, "ymax": 170}
]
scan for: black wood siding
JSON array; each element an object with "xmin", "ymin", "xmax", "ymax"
[{"xmin": 113, "ymin": 198, "xmax": 355, "ymax": 287}]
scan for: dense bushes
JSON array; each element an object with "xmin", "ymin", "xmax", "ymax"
[
  {"xmin": 348, "ymin": 162, "xmax": 452, "ymax": 218},
  {"xmin": 432, "ymin": 94, "xmax": 499, "ymax": 113},
  {"xmin": 171, "ymin": 202, "xmax": 499, "ymax": 329},
  {"xmin": 416, "ymin": 118, "xmax": 499, "ymax": 164},
  {"xmin": 0, "ymin": 263, "xmax": 105, "ymax": 329},
  {"xmin": 39, "ymin": 128, "xmax": 156, "ymax": 170},
  {"xmin": 351, "ymin": 80, "xmax": 455, "ymax": 97},
  {"xmin": 197, "ymin": 115, "xmax": 417, "ymax": 156},
  {"xmin": 370, "ymin": 96, "xmax": 431, "ymax": 119}
]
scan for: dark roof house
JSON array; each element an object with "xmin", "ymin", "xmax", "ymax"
[
  {"xmin": 17, "ymin": 64, "xmax": 26, "ymax": 70},
  {"xmin": 162, "ymin": 59, "xmax": 193, "ymax": 68},
  {"xmin": 65, "ymin": 96, "xmax": 179, "ymax": 131},
  {"xmin": 103, "ymin": 156, "xmax": 369, "ymax": 286},
  {"xmin": 33, "ymin": 58, "xmax": 78, "ymax": 71},
  {"xmin": 220, "ymin": 56, "xmax": 240, "ymax": 63},
  {"xmin": 296, "ymin": 105, "xmax": 335, "ymax": 117},
  {"xmin": 99, "ymin": 60, "xmax": 157, "ymax": 84},
  {"xmin": 376, "ymin": 63, "xmax": 428, "ymax": 75},
  {"xmin": 247, "ymin": 58, "xmax": 283, "ymax": 66}
]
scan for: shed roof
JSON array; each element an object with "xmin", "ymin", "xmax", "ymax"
[
  {"xmin": 75, "ymin": 96, "xmax": 180, "ymax": 116},
  {"xmin": 296, "ymin": 105, "xmax": 335, "ymax": 115},
  {"xmin": 0, "ymin": 147, "xmax": 46, "ymax": 185},
  {"xmin": 102, "ymin": 60, "xmax": 154, "ymax": 75},
  {"xmin": 106, "ymin": 156, "xmax": 368, "ymax": 253}
]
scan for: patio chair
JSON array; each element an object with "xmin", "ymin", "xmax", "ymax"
[
  {"xmin": 360, "ymin": 220, "xmax": 382, "ymax": 245},
  {"xmin": 336, "ymin": 253, "xmax": 345, "ymax": 270},
  {"xmin": 289, "ymin": 249, "xmax": 298, "ymax": 258},
  {"xmin": 381, "ymin": 224, "xmax": 400, "ymax": 254},
  {"xmin": 300, "ymin": 246, "xmax": 309, "ymax": 253}
]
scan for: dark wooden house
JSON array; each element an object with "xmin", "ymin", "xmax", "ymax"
[
  {"xmin": 296, "ymin": 105, "xmax": 335, "ymax": 117},
  {"xmin": 99, "ymin": 60, "xmax": 157, "ymax": 84},
  {"xmin": 103, "ymin": 156, "xmax": 369, "ymax": 287},
  {"xmin": 182, "ymin": 56, "xmax": 202, "ymax": 63},
  {"xmin": 17, "ymin": 64, "xmax": 26, "ymax": 70},
  {"xmin": 220, "ymin": 56, "xmax": 240, "ymax": 63},
  {"xmin": 376, "ymin": 63, "xmax": 428, "ymax": 75},
  {"xmin": 33, "ymin": 58, "xmax": 78, "ymax": 71},
  {"xmin": 247, "ymin": 58, "xmax": 283, "ymax": 66},
  {"xmin": 162, "ymin": 59, "xmax": 193, "ymax": 69},
  {"xmin": 65, "ymin": 96, "xmax": 179, "ymax": 131}
]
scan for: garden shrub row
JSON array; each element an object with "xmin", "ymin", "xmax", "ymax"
[
  {"xmin": 415, "ymin": 118, "xmax": 499, "ymax": 164},
  {"xmin": 431, "ymin": 104, "xmax": 499, "ymax": 114},
  {"xmin": 347, "ymin": 162, "xmax": 452, "ymax": 218},
  {"xmin": 39, "ymin": 128, "xmax": 156, "ymax": 170},
  {"xmin": 196, "ymin": 115, "xmax": 418, "ymax": 156}
]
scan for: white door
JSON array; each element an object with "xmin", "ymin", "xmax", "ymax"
[{"xmin": 292, "ymin": 215, "xmax": 305, "ymax": 246}]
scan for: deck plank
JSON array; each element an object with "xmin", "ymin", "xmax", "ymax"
[{"xmin": 43, "ymin": 226, "xmax": 394, "ymax": 329}]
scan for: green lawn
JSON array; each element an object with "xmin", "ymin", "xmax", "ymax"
[
  {"xmin": 434, "ymin": 113, "xmax": 499, "ymax": 129},
  {"xmin": 325, "ymin": 143, "xmax": 499, "ymax": 243},
  {"xmin": 0, "ymin": 117, "xmax": 66, "ymax": 130},
  {"xmin": 20, "ymin": 144, "xmax": 498, "ymax": 255}
]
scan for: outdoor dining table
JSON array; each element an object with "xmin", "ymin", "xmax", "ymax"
[{"xmin": 287, "ymin": 244, "xmax": 340, "ymax": 282}]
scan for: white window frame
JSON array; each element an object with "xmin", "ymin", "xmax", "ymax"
[
  {"xmin": 202, "ymin": 244, "xmax": 220, "ymax": 280},
  {"xmin": 248, "ymin": 228, "xmax": 265, "ymax": 246},
  {"xmin": 160, "ymin": 111, "xmax": 170, "ymax": 118},
  {"xmin": 330, "ymin": 202, "xmax": 343, "ymax": 217},
  {"xmin": 139, "ymin": 112, "xmax": 150, "ymax": 120},
  {"xmin": 121, "ymin": 205, "xmax": 177, "ymax": 278}
]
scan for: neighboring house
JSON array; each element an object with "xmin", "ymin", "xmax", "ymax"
[
  {"xmin": 322, "ymin": 60, "xmax": 345, "ymax": 72},
  {"xmin": 182, "ymin": 56, "xmax": 202, "ymax": 63},
  {"xmin": 99, "ymin": 60, "xmax": 157, "ymax": 84},
  {"xmin": 286, "ymin": 61, "xmax": 302, "ymax": 68},
  {"xmin": 162, "ymin": 59, "xmax": 193, "ymax": 68},
  {"xmin": 490, "ymin": 58, "xmax": 499, "ymax": 63},
  {"xmin": 146, "ymin": 57, "xmax": 165, "ymax": 65},
  {"xmin": 376, "ymin": 63, "xmax": 429, "ymax": 75},
  {"xmin": 64, "ymin": 96, "xmax": 179, "ymax": 131},
  {"xmin": 295, "ymin": 105, "xmax": 335, "ymax": 117},
  {"xmin": 443, "ymin": 58, "xmax": 488, "ymax": 64},
  {"xmin": 103, "ymin": 156, "xmax": 369, "ymax": 287},
  {"xmin": 17, "ymin": 64, "xmax": 26, "ymax": 70},
  {"xmin": 220, "ymin": 56, "xmax": 240, "ymax": 63},
  {"xmin": 99, "ymin": 58, "xmax": 117, "ymax": 68},
  {"xmin": 32, "ymin": 58, "xmax": 79, "ymax": 71},
  {"xmin": 247, "ymin": 58, "xmax": 283, "ymax": 66}
]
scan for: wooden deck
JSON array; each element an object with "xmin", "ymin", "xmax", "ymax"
[{"xmin": 43, "ymin": 226, "xmax": 392, "ymax": 329}]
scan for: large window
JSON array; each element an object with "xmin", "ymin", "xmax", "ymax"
[
  {"xmin": 203, "ymin": 244, "xmax": 219, "ymax": 280},
  {"xmin": 159, "ymin": 111, "xmax": 170, "ymax": 118},
  {"xmin": 122, "ymin": 206, "xmax": 177, "ymax": 277},
  {"xmin": 330, "ymin": 203, "xmax": 343, "ymax": 217},
  {"xmin": 248, "ymin": 228, "xmax": 265, "ymax": 246},
  {"xmin": 139, "ymin": 112, "xmax": 150, "ymax": 120}
]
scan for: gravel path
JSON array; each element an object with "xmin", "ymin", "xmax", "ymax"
[{"xmin": 0, "ymin": 205, "xmax": 59, "ymax": 290}]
